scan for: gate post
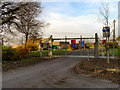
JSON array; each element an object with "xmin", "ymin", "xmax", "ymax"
[
  {"xmin": 49, "ymin": 35, "xmax": 53, "ymax": 58},
  {"xmin": 94, "ymin": 33, "xmax": 98, "ymax": 58}
]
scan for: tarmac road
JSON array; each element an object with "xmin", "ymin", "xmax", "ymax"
[{"xmin": 2, "ymin": 57, "xmax": 119, "ymax": 88}]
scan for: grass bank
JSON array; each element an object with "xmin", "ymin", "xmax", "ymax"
[
  {"xmin": 110, "ymin": 48, "xmax": 120, "ymax": 56},
  {"xmin": 29, "ymin": 49, "xmax": 71, "ymax": 57}
]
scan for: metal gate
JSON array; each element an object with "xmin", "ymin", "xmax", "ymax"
[{"xmin": 48, "ymin": 33, "xmax": 99, "ymax": 58}]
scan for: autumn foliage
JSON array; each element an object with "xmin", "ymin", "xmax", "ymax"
[{"xmin": 18, "ymin": 49, "xmax": 29, "ymax": 59}]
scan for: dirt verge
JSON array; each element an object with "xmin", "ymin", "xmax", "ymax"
[
  {"xmin": 2, "ymin": 56, "xmax": 57, "ymax": 72},
  {"xmin": 74, "ymin": 58, "xmax": 120, "ymax": 84}
]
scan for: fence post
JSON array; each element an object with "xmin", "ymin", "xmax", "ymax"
[
  {"xmin": 49, "ymin": 35, "xmax": 53, "ymax": 58},
  {"xmin": 94, "ymin": 33, "xmax": 98, "ymax": 58}
]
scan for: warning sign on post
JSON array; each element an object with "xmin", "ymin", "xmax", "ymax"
[
  {"xmin": 71, "ymin": 40, "xmax": 76, "ymax": 48},
  {"xmin": 71, "ymin": 43, "xmax": 76, "ymax": 48},
  {"xmin": 79, "ymin": 41, "xmax": 84, "ymax": 47},
  {"xmin": 103, "ymin": 26, "xmax": 110, "ymax": 37}
]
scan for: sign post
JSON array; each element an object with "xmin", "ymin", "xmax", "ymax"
[
  {"xmin": 102, "ymin": 26, "xmax": 110, "ymax": 63},
  {"xmin": 71, "ymin": 40, "xmax": 76, "ymax": 48}
]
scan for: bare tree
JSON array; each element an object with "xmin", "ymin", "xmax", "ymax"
[
  {"xmin": 1, "ymin": 2, "xmax": 28, "ymax": 25},
  {"xmin": 29, "ymin": 20, "xmax": 45, "ymax": 44},
  {"xmin": 10, "ymin": 2, "xmax": 44, "ymax": 49},
  {"xmin": 1, "ymin": 1, "xmax": 49, "ymax": 49},
  {"xmin": 98, "ymin": 3, "xmax": 110, "ymax": 26},
  {"xmin": 0, "ymin": 2, "xmax": 30, "ymax": 46}
]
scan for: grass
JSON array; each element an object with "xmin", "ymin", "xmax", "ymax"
[
  {"xmin": 28, "ymin": 50, "xmax": 48, "ymax": 57},
  {"xmin": 98, "ymin": 47, "xmax": 120, "ymax": 56},
  {"xmin": 29, "ymin": 49, "xmax": 71, "ymax": 57},
  {"xmin": 53, "ymin": 49, "xmax": 70, "ymax": 55},
  {"xmin": 110, "ymin": 48, "xmax": 120, "ymax": 56}
]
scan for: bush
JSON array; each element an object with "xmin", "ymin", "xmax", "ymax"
[
  {"xmin": 2, "ymin": 47, "xmax": 20, "ymax": 61},
  {"xmin": 2, "ymin": 47, "xmax": 29, "ymax": 61},
  {"xmin": 27, "ymin": 44, "xmax": 38, "ymax": 51},
  {"xmin": 18, "ymin": 49, "xmax": 29, "ymax": 59}
]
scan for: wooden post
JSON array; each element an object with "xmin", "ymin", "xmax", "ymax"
[
  {"xmin": 49, "ymin": 35, "xmax": 53, "ymax": 58},
  {"xmin": 113, "ymin": 20, "xmax": 116, "ymax": 58},
  {"xmin": 40, "ymin": 37, "xmax": 42, "ymax": 57},
  {"xmin": 94, "ymin": 33, "xmax": 98, "ymax": 58}
]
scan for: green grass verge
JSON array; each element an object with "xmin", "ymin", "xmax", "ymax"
[
  {"xmin": 29, "ymin": 49, "xmax": 71, "ymax": 57},
  {"xmin": 28, "ymin": 50, "xmax": 48, "ymax": 57},
  {"xmin": 110, "ymin": 48, "xmax": 120, "ymax": 56}
]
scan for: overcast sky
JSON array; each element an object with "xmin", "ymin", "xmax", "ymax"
[{"xmin": 39, "ymin": 1, "xmax": 118, "ymax": 39}]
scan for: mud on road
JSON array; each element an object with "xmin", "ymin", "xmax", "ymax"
[{"xmin": 2, "ymin": 57, "xmax": 119, "ymax": 88}]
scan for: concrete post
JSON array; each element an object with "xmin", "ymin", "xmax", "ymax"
[{"xmin": 94, "ymin": 33, "xmax": 98, "ymax": 58}]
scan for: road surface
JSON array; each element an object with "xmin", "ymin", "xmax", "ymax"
[{"xmin": 2, "ymin": 57, "xmax": 119, "ymax": 88}]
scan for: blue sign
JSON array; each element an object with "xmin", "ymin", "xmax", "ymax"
[
  {"xmin": 71, "ymin": 43, "xmax": 76, "ymax": 48},
  {"xmin": 79, "ymin": 41, "xmax": 84, "ymax": 47},
  {"xmin": 103, "ymin": 30, "xmax": 107, "ymax": 32},
  {"xmin": 103, "ymin": 26, "xmax": 110, "ymax": 37},
  {"xmin": 82, "ymin": 41, "xmax": 84, "ymax": 47},
  {"xmin": 103, "ymin": 29, "xmax": 110, "ymax": 32}
]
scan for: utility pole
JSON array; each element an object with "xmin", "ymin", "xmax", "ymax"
[{"xmin": 113, "ymin": 20, "xmax": 116, "ymax": 58}]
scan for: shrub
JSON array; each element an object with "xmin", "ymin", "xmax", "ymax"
[
  {"xmin": 27, "ymin": 44, "xmax": 38, "ymax": 51},
  {"xmin": 2, "ymin": 47, "xmax": 20, "ymax": 61},
  {"xmin": 18, "ymin": 49, "xmax": 29, "ymax": 59}
]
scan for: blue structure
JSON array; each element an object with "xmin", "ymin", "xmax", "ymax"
[
  {"xmin": 71, "ymin": 43, "xmax": 76, "ymax": 48},
  {"xmin": 79, "ymin": 41, "xmax": 84, "ymax": 47}
]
